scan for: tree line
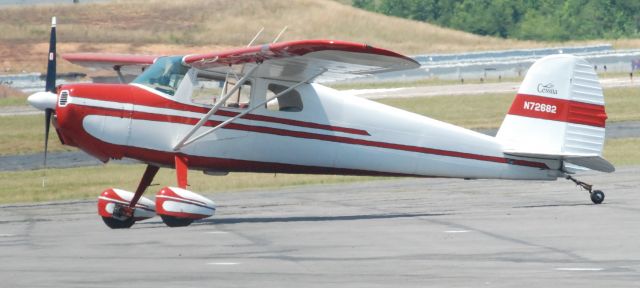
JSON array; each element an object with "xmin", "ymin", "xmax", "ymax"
[{"xmin": 352, "ymin": 0, "xmax": 640, "ymax": 41}]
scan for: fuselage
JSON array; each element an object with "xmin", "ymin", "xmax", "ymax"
[{"xmin": 52, "ymin": 79, "xmax": 561, "ymax": 180}]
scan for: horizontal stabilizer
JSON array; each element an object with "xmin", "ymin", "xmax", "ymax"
[{"xmin": 504, "ymin": 151, "xmax": 615, "ymax": 173}]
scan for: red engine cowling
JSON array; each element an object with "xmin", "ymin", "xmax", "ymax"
[
  {"xmin": 155, "ymin": 187, "xmax": 216, "ymax": 220},
  {"xmin": 97, "ymin": 188, "xmax": 156, "ymax": 221}
]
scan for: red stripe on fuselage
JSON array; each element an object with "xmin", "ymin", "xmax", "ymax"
[
  {"xmin": 73, "ymin": 104, "xmax": 548, "ymax": 170},
  {"xmin": 508, "ymin": 94, "xmax": 607, "ymax": 128}
]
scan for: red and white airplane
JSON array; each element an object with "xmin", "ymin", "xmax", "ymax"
[{"xmin": 28, "ymin": 18, "xmax": 614, "ymax": 229}]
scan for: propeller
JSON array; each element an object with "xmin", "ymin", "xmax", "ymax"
[{"xmin": 27, "ymin": 16, "xmax": 58, "ymax": 172}]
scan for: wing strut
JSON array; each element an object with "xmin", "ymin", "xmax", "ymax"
[
  {"xmin": 173, "ymin": 69, "xmax": 326, "ymax": 151},
  {"xmin": 114, "ymin": 65, "xmax": 125, "ymax": 83},
  {"xmin": 246, "ymin": 27, "xmax": 264, "ymax": 47},
  {"xmin": 272, "ymin": 26, "xmax": 288, "ymax": 43},
  {"xmin": 173, "ymin": 65, "xmax": 259, "ymax": 151}
]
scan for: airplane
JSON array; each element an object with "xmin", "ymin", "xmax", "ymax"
[{"xmin": 27, "ymin": 18, "xmax": 614, "ymax": 229}]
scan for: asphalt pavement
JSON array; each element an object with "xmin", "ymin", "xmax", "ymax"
[{"xmin": 0, "ymin": 167, "xmax": 638, "ymax": 287}]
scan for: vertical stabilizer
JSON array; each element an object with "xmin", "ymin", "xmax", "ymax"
[{"xmin": 497, "ymin": 54, "xmax": 612, "ymax": 172}]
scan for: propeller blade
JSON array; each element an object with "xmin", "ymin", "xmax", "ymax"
[
  {"xmin": 44, "ymin": 108, "xmax": 52, "ymax": 169},
  {"xmin": 42, "ymin": 16, "xmax": 56, "ymax": 174},
  {"xmin": 45, "ymin": 16, "xmax": 56, "ymax": 93}
]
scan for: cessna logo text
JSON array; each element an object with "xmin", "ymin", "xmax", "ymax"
[
  {"xmin": 537, "ymin": 83, "xmax": 558, "ymax": 95},
  {"xmin": 523, "ymin": 101, "xmax": 557, "ymax": 114}
]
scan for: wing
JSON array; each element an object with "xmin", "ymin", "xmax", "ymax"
[
  {"xmin": 183, "ymin": 40, "xmax": 419, "ymax": 82},
  {"xmin": 62, "ymin": 53, "xmax": 161, "ymax": 76}
]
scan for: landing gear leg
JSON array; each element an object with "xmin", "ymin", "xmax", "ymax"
[
  {"xmin": 110, "ymin": 165, "xmax": 160, "ymax": 224},
  {"xmin": 565, "ymin": 175, "xmax": 605, "ymax": 204}
]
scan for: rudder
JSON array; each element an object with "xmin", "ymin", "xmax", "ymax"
[{"xmin": 497, "ymin": 54, "xmax": 613, "ymax": 172}]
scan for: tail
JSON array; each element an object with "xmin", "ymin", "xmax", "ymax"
[{"xmin": 496, "ymin": 54, "xmax": 614, "ymax": 173}]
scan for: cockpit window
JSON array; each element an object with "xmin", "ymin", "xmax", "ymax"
[{"xmin": 132, "ymin": 56, "xmax": 188, "ymax": 96}]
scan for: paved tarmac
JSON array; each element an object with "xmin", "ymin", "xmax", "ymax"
[{"xmin": 1, "ymin": 166, "xmax": 639, "ymax": 287}]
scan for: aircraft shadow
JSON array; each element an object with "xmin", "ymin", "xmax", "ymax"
[
  {"xmin": 194, "ymin": 212, "xmax": 447, "ymax": 225},
  {"xmin": 512, "ymin": 203, "xmax": 595, "ymax": 209}
]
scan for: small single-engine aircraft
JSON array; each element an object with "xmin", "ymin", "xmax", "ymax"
[{"xmin": 28, "ymin": 18, "xmax": 614, "ymax": 229}]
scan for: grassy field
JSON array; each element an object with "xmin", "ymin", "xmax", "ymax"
[
  {"xmin": 2, "ymin": 0, "xmax": 639, "ymax": 76},
  {"xmin": 0, "ymin": 166, "xmax": 384, "ymax": 204},
  {"xmin": 0, "ymin": 113, "xmax": 74, "ymax": 156},
  {"xmin": 0, "ymin": 85, "xmax": 26, "ymax": 107},
  {"xmin": 604, "ymin": 138, "xmax": 640, "ymax": 167},
  {"xmin": 0, "ymin": 97, "xmax": 27, "ymax": 107},
  {"xmin": 0, "ymin": 0, "xmax": 539, "ymax": 75}
]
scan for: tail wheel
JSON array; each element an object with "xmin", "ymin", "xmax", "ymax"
[
  {"xmin": 566, "ymin": 176, "xmax": 606, "ymax": 205},
  {"xmin": 590, "ymin": 190, "xmax": 605, "ymax": 204},
  {"xmin": 102, "ymin": 217, "xmax": 135, "ymax": 229},
  {"xmin": 161, "ymin": 216, "xmax": 193, "ymax": 227}
]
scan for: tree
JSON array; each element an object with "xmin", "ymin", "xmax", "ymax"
[{"xmin": 351, "ymin": 0, "xmax": 640, "ymax": 41}]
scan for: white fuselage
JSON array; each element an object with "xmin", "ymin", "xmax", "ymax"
[{"xmin": 64, "ymin": 80, "xmax": 561, "ymax": 180}]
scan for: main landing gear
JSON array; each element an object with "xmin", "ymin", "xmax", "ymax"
[
  {"xmin": 97, "ymin": 156, "xmax": 216, "ymax": 229},
  {"xmin": 565, "ymin": 175, "xmax": 605, "ymax": 204}
]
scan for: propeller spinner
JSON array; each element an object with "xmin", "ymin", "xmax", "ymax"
[{"xmin": 27, "ymin": 16, "xmax": 58, "ymax": 169}]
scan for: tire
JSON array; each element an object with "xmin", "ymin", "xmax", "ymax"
[
  {"xmin": 591, "ymin": 190, "xmax": 605, "ymax": 204},
  {"xmin": 161, "ymin": 215, "xmax": 193, "ymax": 227},
  {"xmin": 102, "ymin": 216, "xmax": 135, "ymax": 229}
]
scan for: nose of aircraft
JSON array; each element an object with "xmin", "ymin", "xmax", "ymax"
[{"xmin": 27, "ymin": 91, "xmax": 57, "ymax": 111}]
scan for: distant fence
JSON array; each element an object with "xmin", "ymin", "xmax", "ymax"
[
  {"xmin": 413, "ymin": 44, "xmax": 614, "ymax": 64},
  {"xmin": 338, "ymin": 44, "xmax": 640, "ymax": 83},
  {"xmin": 0, "ymin": 73, "xmax": 86, "ymax": 93}
]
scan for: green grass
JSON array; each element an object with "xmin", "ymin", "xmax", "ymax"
[
  {"xmin": 0, "ymin": 97, "xmax": 28, "ymax": 107},
  {"xmin": 378, "ymin": 93, "xmax": 513, "ymax": 129},
  {"xmin": 0, "ymin": 113, "xmax": 73, "ymax": 156},
  {"xmin": 0, "ymin": 85, "xmax": 27, "ymax": 106},
  {"xmin": 603, "ymin": 138, "xmax": 640, "ymax": 167},
  {"xmin": 603, "ymin": 87, "xmax": 640, "ymax": 123},
  {"xmin": 0, "ymin": 165, "xmax": 383, "ymax": 204}
]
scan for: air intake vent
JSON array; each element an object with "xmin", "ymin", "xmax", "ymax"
[{"xmin": 59, "ymin": 90, "xmax": 69, "ymax": 107}]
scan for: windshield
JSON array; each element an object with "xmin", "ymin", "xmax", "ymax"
[{"xmin": 132, "ymin": 56, "xmax": 188, "ymax": 96}]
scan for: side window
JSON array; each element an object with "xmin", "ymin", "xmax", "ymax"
[
  {"xmin": 192, "ymin": 76, "xmax": 224, "ymax": 106},
  {"xmin": 190, "ymin": 74, "xmax": 251, "ymax": 109},
  {"xmin": 223, "ymin": 81, "xmax": 251, "ymax": 109},
  {"xmin": 265, "ymin": 83, "xmax": 303, "ymax": 112}
]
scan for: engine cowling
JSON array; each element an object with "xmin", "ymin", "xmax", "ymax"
[
  {"xmin": 97, "ymin": 188, "xmax": 156, "ymax": 221},
  {"xmin": 155, "ymin": 187, "xmax": 216, "ymax": 220}
]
